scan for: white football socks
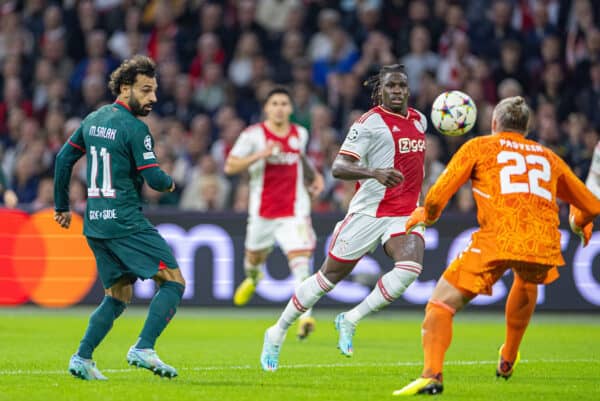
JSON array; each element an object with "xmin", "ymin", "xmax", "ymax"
[
  {"xmin": 289, "ymin": 256, "xmax": 312, "ymax": 319},
  {"xmin": 267, "ymin": 271, "xmax": 334, "ymax": 344},
  {"xmin": 345, "ymin": 261, "xmax": 422, "ymax": 325}
]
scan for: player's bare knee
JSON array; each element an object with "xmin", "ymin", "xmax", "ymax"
[
  {"xmin": 106, "ymin": 282, "xmax": 133, "ymax": 304},
  {"xmin": 385, "ymin": 235, "xmax": 425, "ymax": 264},
  {"xmin": 320, "ymin": 258, "xmax": 356, "ymax": 284},
  {"xmin": 154, "ymin": 267, "xmax": 185, "ymax": 287}
]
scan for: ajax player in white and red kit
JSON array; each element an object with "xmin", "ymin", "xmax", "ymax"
[
  {"xmin": 260, "ymin": 65, "xmax": 427, "ymax": 371},
  {"xmin": 225, "ymin": 87, "xmax": 324, "ymax": 340}
]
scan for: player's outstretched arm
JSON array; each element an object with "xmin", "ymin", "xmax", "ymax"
[
  {"xmin": 301, "ymin": 155, "xmax": 324, "ymax": 198},
  {"xmin": 421, "ymin": 140, "xmax": 477, "ymax": 224},
  {"xmin": 54, "ymin": 138, "xmax": 85, "ymax": 215},
  {"xmin": 331, "ymin": 154, "xmax": 404, "ymax": 187},
  {"xmin": 224, "ymin": 142, "xmax": 276, "ymax": 175},
  {"xmin": 140, "ymin": 167, "xmax": 174, "ymax": 192}
]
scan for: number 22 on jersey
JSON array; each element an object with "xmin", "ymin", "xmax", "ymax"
[
  {"xmin": 88, "ymin": 146, "xmax": 116, "ymax": 198},
  {"xmin": 498, "ymin": 150, "xmax": 552, "ymax": 201}
]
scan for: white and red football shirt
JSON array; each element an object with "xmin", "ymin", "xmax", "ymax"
[
  {"xmin": 586, "ymin": 141, "xmax": 600, "ymax": 198},
  {"xmin": 339, "ymin": 106, "xmax": 427, "ymax": 217},
  {"xmin": 229, "ymin": 122, "xmax": 311, "ymax": 218}
]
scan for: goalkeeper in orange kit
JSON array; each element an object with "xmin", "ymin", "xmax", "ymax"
[{"xmin": 393, "ymin": 96, "xmax": 600, "ymax": 396}]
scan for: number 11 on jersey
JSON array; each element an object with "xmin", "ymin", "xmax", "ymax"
[{"xmin": 88, "ymin": 146, "xmax": 116, "ymax": 198}]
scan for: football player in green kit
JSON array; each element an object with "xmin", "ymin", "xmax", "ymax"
[{"xmin": 54, "ymin": 55, "xmax": 185, "ymax": 380}]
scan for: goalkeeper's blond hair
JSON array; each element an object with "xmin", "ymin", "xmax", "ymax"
[{"xmin": 493, "ymin": 96, "xmax": 531, "ymax": 135}]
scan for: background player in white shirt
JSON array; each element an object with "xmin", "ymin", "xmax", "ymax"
[
  {"xmin": 585, "ymin": 141, "xmax": 600, "ymax": 198},
  {"xmin": 224, "ymin": 87, "xmax": 324, "ymax": 339},
  {"xmin": 260, "ymin": 65, "xmax": 428, "ymax": 371}
]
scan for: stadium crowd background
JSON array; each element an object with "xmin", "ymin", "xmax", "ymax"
[{"xmin": 0, "ymin": 0, "xmax": 598, "ymax": 216}]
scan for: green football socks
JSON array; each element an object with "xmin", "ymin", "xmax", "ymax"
[
  {"xmin": 77, "ymin": 296, "xmax": 126, "ymax": 359},
  {"xmin": 135, "ymin": 281, "xmax": 184, "ymax": 349}
]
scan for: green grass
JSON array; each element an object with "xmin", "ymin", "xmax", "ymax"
[{"xmin": 0, "ymin": 307, "xmax": 598, "ymax": 401}]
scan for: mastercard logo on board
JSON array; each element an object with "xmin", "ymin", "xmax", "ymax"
[{"xmin": 0, "ymin": 208, "xmax": 96, "ymax": 307}]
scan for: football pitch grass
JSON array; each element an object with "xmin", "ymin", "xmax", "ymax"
[{"xmin": 0, "ymin": 307, "xmax": 598, "ymax": 401}]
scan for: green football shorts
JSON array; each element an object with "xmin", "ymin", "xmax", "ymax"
[{"xmin": 86, "ymin": 227, "xmax": 178, "ymax": 289}]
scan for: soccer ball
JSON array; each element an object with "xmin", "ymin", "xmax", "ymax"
[{"xmin": 430, "ymin": 91, "xmax": 477, "ymax": 136}]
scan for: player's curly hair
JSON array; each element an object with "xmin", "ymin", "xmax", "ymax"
[
  {"xmin": 363, "ymin": 64, "xmax": 406, "ymax": 106},
  {"xmin": 494, "ymin": 96, "xmax": 531, "ymax": 134},
  {"xmin": 108, "ymin": 55, "xmax": 156, "ymax": 97}
]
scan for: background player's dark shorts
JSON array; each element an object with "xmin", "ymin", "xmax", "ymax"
[{"xmin": 86, "ymin": 227, "xmax": 178, "ymax": 289}]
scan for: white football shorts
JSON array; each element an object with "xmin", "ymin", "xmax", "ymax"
[
  {"xmin": 328, "ymin": 213, "xmax": 426, "ymax": 262},
  {"xmin": 245, "ymin": 215, "xmax": 316, "ymax": 254}
]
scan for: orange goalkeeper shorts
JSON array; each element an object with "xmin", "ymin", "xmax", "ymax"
[{"xmin": 442, "ymin": 248, "xmax": 559, "ymax": 296}]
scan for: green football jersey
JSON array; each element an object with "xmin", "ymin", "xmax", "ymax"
[{"xmin": 67, "ymin": 102, "xmax": 165, "ymax": 238}]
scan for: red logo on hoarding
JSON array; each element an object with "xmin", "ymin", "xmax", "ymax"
[{"xmin": 0, "ymin": 209, "xmax": 97, "ymax": 307}]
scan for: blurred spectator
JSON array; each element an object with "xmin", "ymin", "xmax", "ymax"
[
  {"xmin": 230, "ymin": 0, "xmax": 268, "ymax": 57},
  {"xmin": 312, "ymin": 26, "xmax": 359, "ymax": 88},
  {"xmin": 0, "ymin": 157, "xmax": 18, "ymax": 208},
  {"xmin": 256, "ymin": 0, "xmax": 301, "ymax": 36},
  {"xmin": 65, "ymin": 0, "xmax": 99, "ymax": 61},
  {"xmin": 69, "ymin": 176, "xmax": 87, "ymax": 215},
  {"xmin": 188, "ymin": 32, "xmax": 226, "ymax": 85},
  {"xmin": 497, "ymin": 78, "xmax": 523, "ymax": 99},
  {"xmin": 352, "ymin": 31, "xmax": 395, "ymax": 78},
  {"xmin": 572, "ymin": 28, "xmax": 600, "ymax": 90},
  {"xmin": 307, "ymin": 8, "xmax": 340, "ymax": 62},
  {"xmin": 0, "ymin": 78, "xmax": 33, "ymax": 137},
  {"xmin": 401, "ymin": 25, "xmax": 440, "ymax": 96},
  {"xmin": 108, "ymin": 6, "xmax": 145, "ymax": 60},
  {"xmin": 228, "ymin": 31, "xmax": 262, "ymax": 88},
  {"xmin": 437, "ymin": 1, "xmax": 467, "ymax": 57},
  {"xmin": 232, "ymin": 180, "xmax": 249, "ymax": 213},
  {"xmin": 352, "ymin": 1, "xmax": 382, "ymax": 47},
  {"xmin": 422, "ymin": 134, "xmax": 445, "ymax": 204},
  {"xmin": 73, "ymin": 74, "xmax": 108, "ymax": 118},
  {"xmin": 13, "ymin": 151, "xmax": 42, "ymax": 204},
  {"xmin": 327, "ymin": 72, "xmax": 370, "ymax": 130},
  {"xmin": 576, "ymin": 61, "xmax": 600, "ymax": 129},
  {"xmin": 469, "ymin": 0, "xmax": 522, "ymax": 59},
  {"xmin": 531, "ymin": 102, "xmax": 569, "ymax": 159},
  {"xmin": 158, "ymin": 73, "xmax": 202, "ymax": 127},
  {"xmin": 524, "ymin": 2, "xmax": 558, "ymax": 61},
  {"xmin": 436, "ymin": 31, "xmax": 477, "ymax": 90},
  {"xmin": 290, "ymin": 81, "xmax": 319, "ymax": 131},
  {"xmin": 31, "ymin": 175, "xmax": 54, "ymax": 211},
  {"xmin": 394, "ymin": 0, "xmax": 437, "ymax": 58},
  {"xmin": 532, "ymin": 62, "xmax": 575, "ymax": 122},
  {"xmin": 565, "ymin": 0, "xmax": 597, "ymax": 71},
  {"xmin": 211, "ymin": 116, "xmax": 244, "ymax": 172},
  {"xmin": 193, "ymin": 62, "xmax": 227, "ymax": 113},
  {"xmin": 492, "ymin": 40, "xmax": 529, "ymax": 93},
  {"xmin": 69, "ymin": 30, "xmax": 118, "ymax": 94},
  {"xmin": 180, "ymin": 154, "xmax": 230, "ymax": 211},
  {"xmin": 272, "ymin": 30, "xmax": 306, "ymax": 84}
]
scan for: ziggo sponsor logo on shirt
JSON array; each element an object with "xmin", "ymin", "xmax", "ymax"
[
  {"xmin": 398, "ymin": 138, "xmax": 426, "ymax": 153},
  {"xmin": 0, "ymin": 209, "xmax": 96, "ymax": 307}
]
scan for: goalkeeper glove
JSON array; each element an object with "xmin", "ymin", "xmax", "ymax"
[
  {"xmin": 569, "ymin": 210, "xmax": 593, "ymax": 248},
  {"xmin": 406, "ymin": 207, "xmax": 437, "ymax": 233}
]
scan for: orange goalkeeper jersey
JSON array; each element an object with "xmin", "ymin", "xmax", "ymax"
[{"xmin": 425, "ymin": 132, "xmax": 600, "ymax": 266}]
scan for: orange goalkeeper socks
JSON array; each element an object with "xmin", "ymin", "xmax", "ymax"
[
  {"xmin": 503, "ymin": 274, "xmax": 537, "ymax": 363},
  {"xmin": 421, "ymin": 300, "xmax": 455, "ymax": 380}
]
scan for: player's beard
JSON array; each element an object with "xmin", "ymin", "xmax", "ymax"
[{"xmin": 129, "ymin": 95, "xmax": 153, "ymax": 117}]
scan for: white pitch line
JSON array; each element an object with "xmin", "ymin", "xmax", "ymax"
[{"xmin": 0, "ymin": 358, "xmax": 597, "ymax": 376}]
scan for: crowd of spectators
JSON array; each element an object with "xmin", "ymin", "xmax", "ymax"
[{"xmin": 0, "ymin": 0, "xmax": 598, "ymax": 216}]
